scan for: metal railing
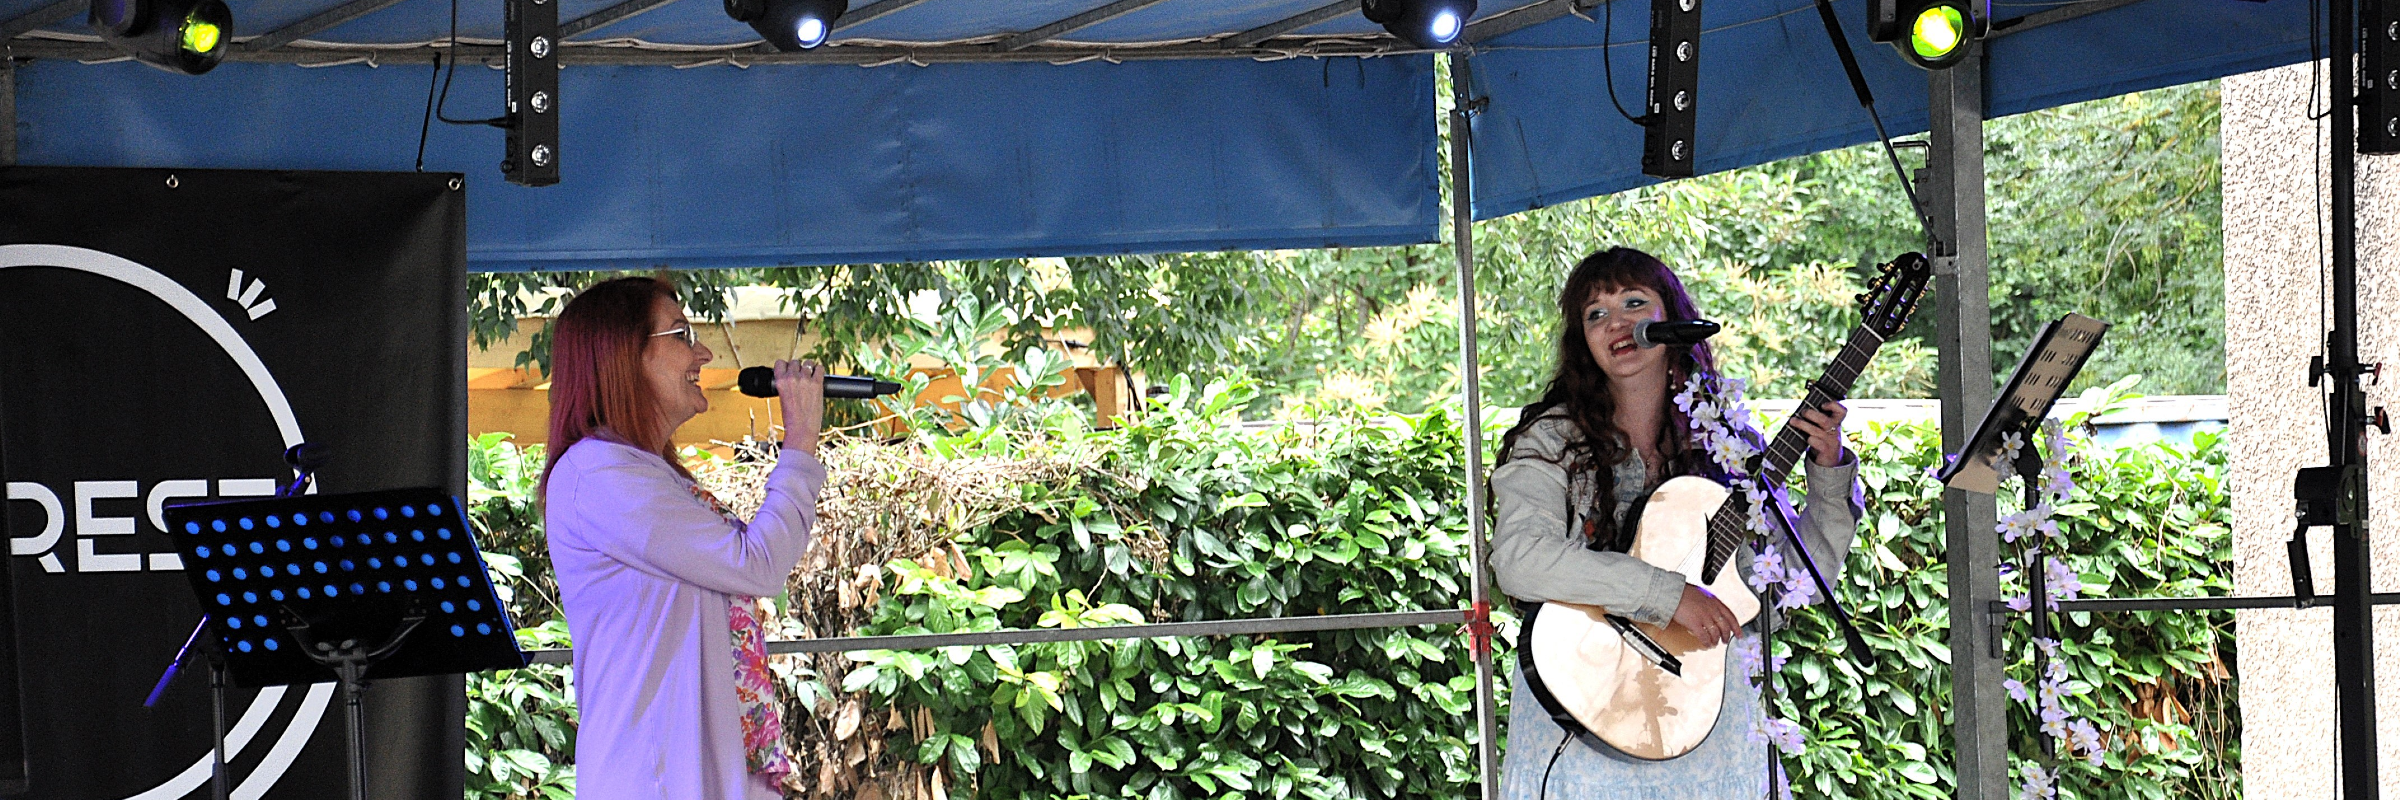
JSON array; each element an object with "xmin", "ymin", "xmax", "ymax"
[{"xmin": 520, "ymin": 609, "xmax": 1470, "ymax": 665}]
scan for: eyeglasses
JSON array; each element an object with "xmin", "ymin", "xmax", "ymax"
[{"xmin": 650, "ymin": 326, "xmax": 698, "ymax": 347}]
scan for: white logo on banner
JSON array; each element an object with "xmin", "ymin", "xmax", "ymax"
[
  {"xmin": 0, "ymin": 244, "xmax": 332, "ymax": 800},
  {"xmin": 226, "ymin": 268, "xmax": 276, "ymax": 320}
]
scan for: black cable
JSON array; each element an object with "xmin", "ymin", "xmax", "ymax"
[
  {"xmin": 1808, "ymin": 0, "xmax": 1943, "ymax": 254},
  {"xmin": 2313, "ymin": 0, "xmax": 2331, "ymax": 432},
  {"xmin": 2310, "ymin": 0, "xmax": 2331, "ymax": 121},
  {"xmin": 1600, "ymin": 0, "xmax": 1644, "ymax": 125},
  {"xmin": 415, "ymin": 53, "xmax": 440, "ymax": 171},
  {"xmin": 1537, "ymin": 729, "xmax": 1572, "ymax": 800},
  {"xmin": 436, "ymin": 0, "xmax": 507, "ymax": 127}
]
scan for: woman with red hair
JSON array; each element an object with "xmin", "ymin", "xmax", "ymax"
[{"xmin": 540, "ymin": 276, "xmax": 826, "ymax": 799}]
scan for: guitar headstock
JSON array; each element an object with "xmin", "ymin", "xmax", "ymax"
[{"xmin": 1856, "ymin": 252, "xmax": 1934, "ymax": 337}]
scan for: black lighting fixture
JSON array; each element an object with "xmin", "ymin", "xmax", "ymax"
[
  {"xmin": 88, "ymin": 0, "xmax": 232, "ymax": 75},
  {"xmin": 1641, "ymin": 0, "xmax": 1700, "ymax": 178},
  {"xmin": 725, "ymin": 0, "xmax": 846, "ymax": 51},
  {"xmin": 2364, "ymin": 0, "xmax": 2400, "ymax": 153},
  {"xmin": 1867, "ymin": 0, "xmax": 1986, "ymax": 70},
  {"xmin": 503, "ymin": 0, "xmax": 560, "ymax": 186},
  {"xmin": 1361, "ymin": 0, "xmax": 1477, "ymax": 50}
]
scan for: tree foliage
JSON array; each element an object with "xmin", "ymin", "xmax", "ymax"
[{"xmin": 468, "ymin": 79, "xmax": 2223, "ymax": 408}]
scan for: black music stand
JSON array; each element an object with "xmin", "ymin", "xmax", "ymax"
[
  {"xmin": 1938, "ymin": 312, "xmax": 2109, "ymax": 760},
  {"xmin": 163, "ymin": 487, "xmax": 525, "ymax": 800},
  {"xmin": 1938, "ymin": 313, "xmax": 2110, "ymax": 494}
]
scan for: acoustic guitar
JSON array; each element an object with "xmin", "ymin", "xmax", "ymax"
[{"xmin": 1517, "ymin": 253, "xmax": 1932, "ymax": 760}]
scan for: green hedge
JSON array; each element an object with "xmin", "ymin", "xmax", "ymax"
[{"xmin": 464, "ymin": 382, "xmax": 2234, "ymax": 800}]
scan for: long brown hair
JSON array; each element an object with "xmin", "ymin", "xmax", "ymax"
[
  {"xmin": 541, "ymin": 276, "xmax": 688, "ymax": 496},
  {"xmin": 1497, "ymin": 247, "xmax": 1723, "ymax": 547}
]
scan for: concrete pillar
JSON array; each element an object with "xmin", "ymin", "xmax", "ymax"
[{"xmin": 2223, "ymin": 61, "xmax": 2400, "ymax": 800}]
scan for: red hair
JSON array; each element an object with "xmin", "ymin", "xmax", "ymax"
[{"xmin": 541, "ymin": 276, "xmax": 687, "ymax": 497}]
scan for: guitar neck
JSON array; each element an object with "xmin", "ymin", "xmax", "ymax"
[
  {"xmin": 1755, "ymin": 325, "xmax": 1887, "ymax": 485},
  {"xmin": 1701, "ymin": 324, "xmax": 1888, "ymax": 579}
]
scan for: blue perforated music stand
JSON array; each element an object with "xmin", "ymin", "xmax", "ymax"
[{"xmin": 164, "ymin": 487, "xmax": 525, "ymax": 800}]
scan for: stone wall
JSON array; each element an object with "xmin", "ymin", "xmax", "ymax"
[{"xmin": 2223, "ymin": 61, "xmax": 2400, "ymax": 798}]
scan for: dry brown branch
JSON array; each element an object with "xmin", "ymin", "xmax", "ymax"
[{"xmin": 690, "ymin": 436, "xmax": 1093, "ymax": 798}]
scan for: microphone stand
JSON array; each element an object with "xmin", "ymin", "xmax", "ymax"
[
  {"xmin": 142, "ymin": 440, "xmax": 327, "ymax": 800},
  {"xmin": 144, "ymin": 617, "xmax": 230, "ymax": 800},
  {"xmin": 1757, "ymin": 483, "xmax": 1879, "ymax": 670}
]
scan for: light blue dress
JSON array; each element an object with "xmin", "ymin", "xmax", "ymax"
[{"xmin": 1503, "ymin": 637, "xmax": 1768, "ymax": 800}]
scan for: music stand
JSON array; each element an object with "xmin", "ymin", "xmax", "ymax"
[
  {"xmin": 1938, "ymin": 313, "xmax": 2110, "ymax": 494},
  {"xmin": 1938, "ymin": 312, "xmax": 2109, "ymax": 760},
  {"xmin": 163, "ymin": 487, "xmax": 525, "ymax": 800}
]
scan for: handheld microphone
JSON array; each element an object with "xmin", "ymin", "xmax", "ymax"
[
  {"xmin": 1633, "ymin": 319, "xmax": 1721, "ymax": 348},
  {"xmin": 736, "ymin": 366, "xmax": 903, "ymax": 399}
]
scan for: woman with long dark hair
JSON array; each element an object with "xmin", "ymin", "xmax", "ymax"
[
  {"xmin": 1491, "ymin": 248, "xmax": 1861, "ymax": 798},
  {"xmin": 540, "ymin": 276, "xmax": 826, "ymax": 799}
]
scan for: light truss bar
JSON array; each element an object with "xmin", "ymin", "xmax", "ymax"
[
  {"xmin": 242, "ymin": 0, "xmax": 414, "ymax": 51},
  {"xmin": 0, "ymin": 0, "xmax": 82, "ymax": 42},
  {"xmin": 521, "ymin": 609, "xmax": 1467, "ymax": 664},
  {"xmin": 998, "ymin": 0, "xmax": 1174, "ymax": 51},
  {"xmin": 834, "ymin": 0, "xmax": 935, "ymax": 32},
  {"xmin": 1222, "ymin": 0, "xmax": 1357, "ymax": 49},
  {"xmin": 1464, "ymin": 0, "xmax": 1592, "ymax": 44},
  {"xmin": 561, "ymin": 0, "xmax": 685, "ymax": 39},
  {"xmin": 0, "ymin": 35, "xmax": 1401, "ymax": 65},
  {"xmin": 1987, "ymin": 0, "xmax": 2142, "ymax": 38}
]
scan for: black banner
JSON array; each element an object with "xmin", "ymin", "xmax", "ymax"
[{"xmin": 0, "ymin": 167, "xmax": 467, "ymax": 799}]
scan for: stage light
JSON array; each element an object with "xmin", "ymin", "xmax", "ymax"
[
  {"xmin": 1867, "ymin": 0, "xmax": 1985, "ymax": 71},
  {"xmin": 1910, "ymin": 5, "xmax": 1960, "ymax": 59},
  {"xmin": 1641, "ymin": 0, "xmax": 1701, "ymax": 178},
  {"xmin": 1361, "ymin": 0, "xmax": 1478, "ymax": 50},
  {"xmin": 504, "ymin": 0, "xmax": 560, "ymax": 186},
  {"xmin": 727, "ymin": 0, "xmax": 847, "ymax": 51},
  {"xmin": 88, "ymin": 0, "xmax": 231, "ymax": 75},
  {"xmin": 2364, "ymin": 0, "xmax": 2400, "ymax": 153}
]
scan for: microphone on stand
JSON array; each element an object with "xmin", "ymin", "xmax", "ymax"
[
  {"xmin": 736, "ymin": 366, "xmax": 903, "ymax": 399},
  {"xmin": 1633, "ymin": 319, "xmax": 1721, "ymax": 348}
]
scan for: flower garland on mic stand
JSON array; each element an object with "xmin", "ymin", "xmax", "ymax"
[
  {"xmin": 1674, "ymin": 374, "xmax": 1816, "ymax": 799},
  {"xmin": 1995, "ymin": 421, "xmax": 2109, "ymax": 799}
]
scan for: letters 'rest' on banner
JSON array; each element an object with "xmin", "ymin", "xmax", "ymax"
[{"xmin": 0, "ymin": 167, "xmax": 467, "ymax": 799}]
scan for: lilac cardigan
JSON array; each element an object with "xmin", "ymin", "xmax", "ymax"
[{"xmin": 544, "ymin": 437, "xmax": 825, "ymax": 800}]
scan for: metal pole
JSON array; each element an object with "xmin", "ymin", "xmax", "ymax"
[
  {"xmin": 1445, "ymin": 52, "xmax": 1502, "ymax": 800},
  {"xmin": 1928, "ymin": 40, "xmax": 2006, "ymax": 800},
  {"xmin": 2, "ymin": 58, "xmax": 15, "ymax": 167},
  {"xmin": 210, "ymin": 658, "xmax": 229, "ymax": 800},
  {"xmin": 2326, "ymin": 0, "xmax": 2382, "ymax": 795},
  {"xmin": 341, "ymin": 663, "xmax": 368, "ymax": 800}
]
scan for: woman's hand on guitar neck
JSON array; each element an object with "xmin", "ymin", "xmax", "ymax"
[
  {"xmin": 1671, "ymin": 584, "xmax": 1740, "ymax": 647},
  {"xmin": 1792, "ymin": 401, "xmax": 1851, "ymax": 467}
]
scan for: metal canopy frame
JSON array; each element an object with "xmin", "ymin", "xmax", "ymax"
[
  {"xmin": 0, "ymin": 0, "xmax": 1579, "ymax": 66},
  {"xmin": 0, "ymin": 2, "xmax": 2306, "ymax": 798}
]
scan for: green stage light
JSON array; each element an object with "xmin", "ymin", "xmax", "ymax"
[
  {"xmin": 90, "ymin": 0, "xmax": 231, "ymax": 75},
  {"xmin": 181, "ymin": 13, "xmax": 223, "ymax": 55},
  {"xmin": 1909, "ymin": 4, "xmax": 1963, "ymax": 61},
  {"xmin": 1867, "ymin": 0, "xmax": 1984, "ymax": 71}
]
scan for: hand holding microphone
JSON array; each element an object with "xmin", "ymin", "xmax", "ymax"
[
  {"xmin": 764, "ymin": 361, "xmax": 826, "ymax": 456},
  {"xmin": 739, "ymin": 364, "xmax": 903, "ymax": 458}
]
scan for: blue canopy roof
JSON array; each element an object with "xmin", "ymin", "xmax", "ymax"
[
  {"xmin": 1462, "ymin": 0, "xmax": 2314, "ymax": 219},
  {"xmin": 1, "ymin": 0, "xmax": 2315, "ymax": 271}
]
